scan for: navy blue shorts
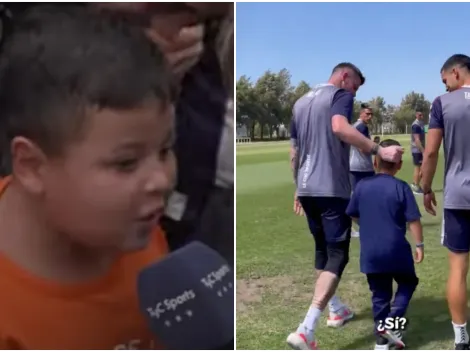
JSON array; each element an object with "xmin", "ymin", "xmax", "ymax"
[
  {"xmin": 412, "ymin": 153, "xmax": 423, "ymax": 166},
  {"xmin": 350, "ymin": 171, "xmax": 375, "ymax": 191},
  {"xmin": 299, "ymin": 197, "xmax": 351, "ymax": 271},
  {"xmin": 442, "ymin": 209, "xmax": 470, "ymax": 253}
]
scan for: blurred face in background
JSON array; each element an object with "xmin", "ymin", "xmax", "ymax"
[{"xmin": 360, "ymin": 108, "xmax": 373, "ymax": 124}]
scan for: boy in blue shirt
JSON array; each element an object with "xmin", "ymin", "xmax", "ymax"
[{"xmin": 346, "ymin": 139, "xmax": 424, "ymax": 350}]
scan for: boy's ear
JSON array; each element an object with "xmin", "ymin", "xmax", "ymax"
[
  {"xmin": 397, "ymin": 160, "xmax": 403, "ymax": 171},
  {"xmin": 10, "ymin": 137, "xmax": 47, "ymax": 195}
]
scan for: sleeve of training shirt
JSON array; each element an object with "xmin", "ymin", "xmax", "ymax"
[
  {"xmin": 331, "ymin": 90, "xmax": 354, "ymax": 123},
  {"xmin": 429, "ymin": 97, "xmax": 444, "ymax": 129},
  {"xmin": 346, "ymin": 184, "xmax": 361, "ymax": 218},
  {"xmin": 411, "ymin": 124, "xmax": 422, "ymax": 135},
  {"xmin": 402, "ymin": 183, "xmax": 422, "ymax": 222},
  {"xmin": 356, "ymin": 122, "xmax": 369, "ymax": 137},
  {"xmin": 290, "ymin": 117, "xmax": 297, "ymax": 146}
]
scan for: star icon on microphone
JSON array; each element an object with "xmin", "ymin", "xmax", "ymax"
[
  {"xmin": 175, "ymin": 315, "xmax": 182, "ymax": 322},
  {"xmin": 217, "ymin": 290, "xmax": 223, "ymax": 297},
  {"xmin": 223, "ymin": 286, "xmax": 228, "ymax": 292},
  {"xmin": 164, "ymin": 320, "xmax": 171, "ymax": 327},
  {"xmin": 228, "ymin": 282, "xmax": 233, "ymax": 288},
  {"xmin": 186, "ymin": 310, "xmax": 193, "ymax": 317}
]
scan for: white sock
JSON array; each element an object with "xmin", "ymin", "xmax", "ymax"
[
  {"xmin": 328, "ymin": 295, "xmax": 344, "ymax": 313},
  {"xmin": 453, "ymin": 322, "xmax": 469, "ymax": 344},
  {"xmin": 297, "ymin": 306, "xmax": 322, "ymax": 341}
]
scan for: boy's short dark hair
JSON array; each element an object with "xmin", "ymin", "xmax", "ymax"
[
  {"xmin": 378, "ymin": 139, "xmax": 401, "ymax": 170},
  {"xmin": 0, "ymin": 5, "xmax": 173, "ymax": 160}
]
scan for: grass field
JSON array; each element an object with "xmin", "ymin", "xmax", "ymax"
[{"xmin": 236, "ymin": 135, "xmax": 453, "ymax": 350}]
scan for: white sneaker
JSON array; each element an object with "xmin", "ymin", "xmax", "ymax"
[
  {"xmin": 286, "ymin": 332, "xmax": 318, "ymax": 350},
  {"xmin": 351, "ymin": 230, "xmax": 360, "ymax": 238},
  {"xmin": 374, "ymin": 343, "xmax": 389, "ymax": 350},
  {"xmin": 382, "ymin": 329, "xmax": 405, "ymax": 349},
  {"xmin": 327, "ymin": 306, "xmax": 354, "ymax": 327}
]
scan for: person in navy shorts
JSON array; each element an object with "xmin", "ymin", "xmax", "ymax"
[
  {"xmin": 421, "ymin": 54, "xmax": 470, "ymax": 349},
  {"xmin": 346, "ymin": 139, "xmax": 424, "ymax": 350}
]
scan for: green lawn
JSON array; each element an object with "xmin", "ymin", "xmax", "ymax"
[{"xmin": 236, "ymin": 135, "xmax": 453, "ymax": 350}]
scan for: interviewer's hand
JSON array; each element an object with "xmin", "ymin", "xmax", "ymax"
[
  {"xmin": 423, "ymin": 191, "xmax": 437, "ymax": 216},
  {"xmin": 145, "ymin": 18, "xmax": 205, "ymax": 79},
  {"xmin": 293, "ymin": 192, "xmax": 304, "ymax": 216},
  {"xmin": 378, "ymin": 145, "xmax": 404, "ymax": 163},
  {"xmin": 414, "ymin": 247, "xmax": 424, "ymax": 263}
]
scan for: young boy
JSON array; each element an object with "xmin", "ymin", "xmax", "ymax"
[
  {"xmin": 346, "ymin": 139, "xmax": 424, "ymax": 350},
  {"xmin": 0, "ymin": 5, "xmax": 175, "ymax": 349}
]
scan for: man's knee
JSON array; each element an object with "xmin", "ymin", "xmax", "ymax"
[
  {"xmin": 448, "ymin": 251, "xmax": 470, "ymax": 276},
  {"xmin": 396, "ymin": 273, "xmax": 419, "ymax": 291},
  {"xmin": 324, "ymin": 241, "xmax": 350, "ymax": 277}
]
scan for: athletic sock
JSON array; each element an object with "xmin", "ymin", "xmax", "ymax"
[
  {"xmin": 452, "ymin": 322, "xmax": 469, "ymax": 344},
  {"xmin": 328, "ymin": 295, "xmax": 344, "ymax": 313},
  {"xmin": 297, "ymin": 306, "xmax": 322, "ymax": 342}
]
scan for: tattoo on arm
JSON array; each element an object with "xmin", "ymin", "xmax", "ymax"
[{"xmin": 291, "ymin": 148, "xmax": 299, "ymax": 185}]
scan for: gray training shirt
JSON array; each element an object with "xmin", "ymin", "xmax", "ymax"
[
  {"xmin": 410, "ymin": 119, "xmax": 426, "ymax": 154},
  {"xmin": 349, "ymin": 120, "xmax": 374, "ymax": 172},
  {"xmin": 429, "ymin": 87, "xmax": 470, "ymax": 209},
  {"xmin": 291, "ymin": 83, "xmax": 354, "ymax": 199}
]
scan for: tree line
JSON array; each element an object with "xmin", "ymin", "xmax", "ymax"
[{"xmin": 236, "ymin": 69, "xmax": 432, "ymax": 140}]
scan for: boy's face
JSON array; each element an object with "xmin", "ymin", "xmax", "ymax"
[{"xmin": 40, "ymin": 99, "xmax": 175, "ymax": 252}]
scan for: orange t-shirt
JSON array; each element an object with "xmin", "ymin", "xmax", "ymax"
[{"xmin": 0, "ymin": 178, "xmax": 169, "ymax": 349}]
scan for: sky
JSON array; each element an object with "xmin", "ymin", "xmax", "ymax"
[{"xmin": 236, "ymin": 2, "xmax": 470, "ymax": 106}]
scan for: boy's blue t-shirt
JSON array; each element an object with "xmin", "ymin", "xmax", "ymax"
[{"xmin": 346, "ymin": 173, "xmax": 421, "ymax": 274}]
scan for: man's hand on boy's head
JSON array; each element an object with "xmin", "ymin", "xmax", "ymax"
[{"xmin": 378, "ymin": 145, "xmax": 404, "ymax": 163}]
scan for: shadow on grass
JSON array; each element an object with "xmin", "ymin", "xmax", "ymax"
[{"xmin": 339, "ymin": 295, "xmax": 451, "ymax": 350}]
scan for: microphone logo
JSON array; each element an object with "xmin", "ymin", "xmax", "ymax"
[
  {"xmin": 200, "ymin": 265, "xmax": 231, "ymax": 289},
  {"xmin": 146, "ymin": 290, "xmax": 196, "ymax": 319}
]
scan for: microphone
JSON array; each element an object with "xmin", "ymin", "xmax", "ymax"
[{"xmin": 137, "ymin": 241, "xmax": 234, "ymax": 350}]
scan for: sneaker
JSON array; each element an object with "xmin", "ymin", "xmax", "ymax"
[
  {"xmin": 327, "ymin": 306, "xmax": 354, "ymax": 328},
  {"xmin": 411, "ymin": 184, "xmax": 423, "ymax": 195},
  {"xmin": 455, "ymin": 343, "xmax": 470, "ymax": 350},
  {"xmin": 375, "ymin": 335, "xmax": 389, "ymax": 350},
  {"xmin": 286, "ymin": 332, "xmax": 318, "ymax": 350},
  {"xmin": 381, "ymin": 329, "xmax": 405, "ymax": 349},
  {"xmin": 351, "ymin": 230, "xmax": 360, "ymax": 238}
]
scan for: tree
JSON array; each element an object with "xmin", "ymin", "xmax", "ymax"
[
  {"xmin": 236, "ymin": 75, "xmax": 258, "ymax": 138},
  {"xmin": 236, "ymin": 68, "xmax": 432, "ymax": 140},
  {"xmin": 367, "ymin": 96, "xmax": 387, "ymax": 131},
  {"xmin": 394, "ymin": 91, "xmax": 431, "ymax": 132},
  {"xmin": 253, "ymin": 69, "xmax": 294, "ymax": 139}
]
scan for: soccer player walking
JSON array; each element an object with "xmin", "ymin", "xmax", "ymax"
[
  {"xmin": 410, "ymin": 111, "xmax": 426, "ymax": 195},
  {"xmin": 288, "ymin": 62, "xmax": 403, "ymax": 350},
  {"xmin": 421, "ymin": 54, "xmax": 470, "ymax": 350}
]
